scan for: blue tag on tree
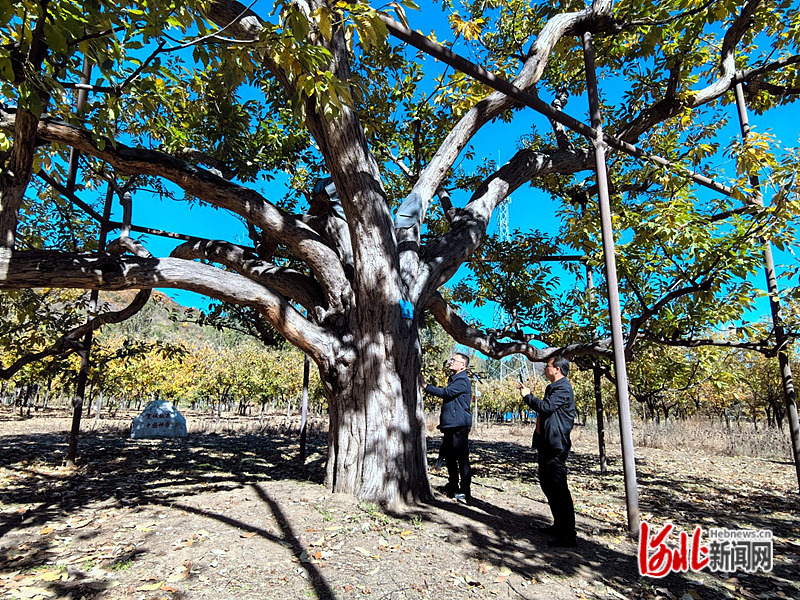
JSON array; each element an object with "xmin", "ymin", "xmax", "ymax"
[{"xmin": 399, "ymin": 299, "xmax": 414, "ymax": 319}]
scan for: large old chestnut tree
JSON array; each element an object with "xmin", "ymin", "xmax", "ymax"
[{"xmin": 2, "ymin": 0, "xmax": 800, "ymax": 503}]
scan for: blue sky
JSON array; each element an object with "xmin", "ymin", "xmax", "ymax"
[{"xmin": 106, "ymin": 1, "xmax": 800, "ymax": 335}]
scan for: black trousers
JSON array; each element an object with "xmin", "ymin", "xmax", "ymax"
[
  {"xmin": 538, "ymin": 449, "xmax": 575, "ymax": 538},
  {"xmin": 441, "ymin": 426, "xmax": 471, "ymax": 495}
]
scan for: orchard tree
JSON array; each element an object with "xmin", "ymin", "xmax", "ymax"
[{"xmin": 2, "ymin": 0, "xmax": 800, "ymax": 504}]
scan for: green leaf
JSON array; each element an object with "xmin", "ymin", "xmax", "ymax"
[
  {"xmin": 44, "ymin": 22, "xmax": 68, "ymax": 55},
  {"xmin": 286, "ymin": 9, "xmax": 309, "ymax": 41},
  {"xmin": 0, "ymin": 54, "xmax": 14, "ymax": 82},
  {"xmin": 0, "ymin": 0, "xmax": 12, "ymax": 26}
]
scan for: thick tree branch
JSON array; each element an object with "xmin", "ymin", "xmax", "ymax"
[
  {"xmin": 618, "ymin": 50, "xmax": 800, "ymax": 144},
  {"xmin": 0, "ymin": 250, "xmax": 335, "ymax": 361},
  {"xmin": 617, "ymin": 0, "xmax": 765, "ymax": 142},
  {"xmin": 170, "ymin": 238, "xmax": 326, "ymax": 315},
  {"xmin": 0, "ymin": 287, "xmax": 150, "ymax": 380},
  {"xmin": 386, "ymin": 3, "xmax": 612, "ymax": 301},
  {"xmin": 0, "ymin": 1, "xmax": 52, "ymax": 250},
  {"xmin": 202, "ymin": 0, "xmax": 293, "ymax": 92},
  {"xmin": 692, "ymin": 0, "xmax": 761, "ymax": 105},
  {"xmin": 206, "ymin": 0, "xmax": 401, "ymax": 318},
  {"xmin": 550, "ymin": 91, "xmax": 572, "ymax": 150},
  {"xmin": 426, "ymin": 292, "xmax": 612, "ymax": 360},
  {"xmin": 173, "ymin": 147, "xmax": 236, "ymax": 179},
  {"xmin": 0, "ymin": 234, "xmax": 153, "ymax": 379},
  {"xmin": 394, "ymin": 1, "xmax": 612, "ymax": 216},
  {"xmin": 419, "ymin": 146, "xmax": 592, "ymax": 297},
  {"xmin": 0, "ymin": 110, "xmax": 353, "ymax": 313},
  {"xmin": 300, "ymin": 211, "xmax": 354, "ymax": 282}
]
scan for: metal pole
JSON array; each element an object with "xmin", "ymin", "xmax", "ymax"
[
  {"xmin": 65, "ymin": 57, "xmax": 96, "ymax": 466},
  {"xmin": 734, "ymin": 83, "xmax": 800, "ymax": 490},
  {"xmin": 582, "ymin": 31, "xmax": 639, "ymax": 532},
  {"xmin": 66, "ymin": 57, "xmax": 92, "ymax": 191},
  {"xmin": 66, "ymin": 183, "xmax": 113, "ymax": 465},
  {"xmin": 380, "ymin": 14, "xmax": 737, "ymax": 199},
  {"xmin": 299, "ymin": 353, "xmax": 310, "ymax": 462},
  {"xmin": 585, "ymin": 261, "xmax": 609, "ymax": 474}
]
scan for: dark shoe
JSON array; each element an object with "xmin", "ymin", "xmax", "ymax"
[
  {"xmin": 436, "ymin": 485, "xmax": 456, "ymax": 498},
  {"xmin": 547, "ymin": 536, "xmax": 577, "ymax": 548},
  {"xmin": 536, "ymin": 524, "xmax": 559, "ymax": 535}
]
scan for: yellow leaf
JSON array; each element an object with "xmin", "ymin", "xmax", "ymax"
[
  {"xmin": 39, "ymin": 526, "xmax": 53, "ymax": 535},
  {"xmin": 136, "ymin": 581, "xmax": 165, "ymax": 591},
  {"xmin": 354, "ymin": 546, "xmax": 372, "ymax": 556},
  {"xmin": 313, "ymin": 7, "xmax": 332, "ymax": 40}
]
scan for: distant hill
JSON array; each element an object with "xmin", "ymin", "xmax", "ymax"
[{"xmin": 97, "ymin": 290, "xmax": 252, "ymax": 349}]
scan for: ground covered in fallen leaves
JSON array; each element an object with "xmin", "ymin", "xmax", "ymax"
[{"xmin": 1, "ymin": 409, "xmax": 798, "ymax": 600}]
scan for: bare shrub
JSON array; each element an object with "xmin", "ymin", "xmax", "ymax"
[{"xmin": 586, "ymin": 417, "xmax": 792, "ymax": 461}]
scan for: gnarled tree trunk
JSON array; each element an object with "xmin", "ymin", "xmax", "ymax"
[{"xmin": 323, "ymin": 288, "xmax": 431, "ymax": 504}]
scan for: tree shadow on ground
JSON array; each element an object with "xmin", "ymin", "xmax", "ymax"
[
  {"xmin": 0, "ymin": 428, "xmax": 333, "ymax": 598},
  {"xmin": 420, "ymin": 436, "xmax": 799, "ymax": 600},
  {"xmin": 1, "ymin": 426, "xmax": 797, "ymax": 600},
  {"xmin": 0, "ymin": 428, "xmax": 327, "ymax": 520}
]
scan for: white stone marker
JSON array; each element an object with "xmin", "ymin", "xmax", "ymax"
[{"xmin": 130, "ymin": 400, "xmax": 188, "ymax": 439}]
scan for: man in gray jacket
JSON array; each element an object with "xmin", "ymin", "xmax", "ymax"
[
  {"xmin": 518, "ymin": 355, "xmax": 576, "ymax": 547},
  {"xmin": 421, "ymin": 353, "xmax": 473, "ymax": 501}
]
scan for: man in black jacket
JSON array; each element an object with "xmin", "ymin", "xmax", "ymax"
[
  {"xmin": 421, "ymin": 353, "xmax": 473, "ymax": 501},
  {"xmin": 518, "ymin": 355, "xmax": 577, "ymax": 547}
]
